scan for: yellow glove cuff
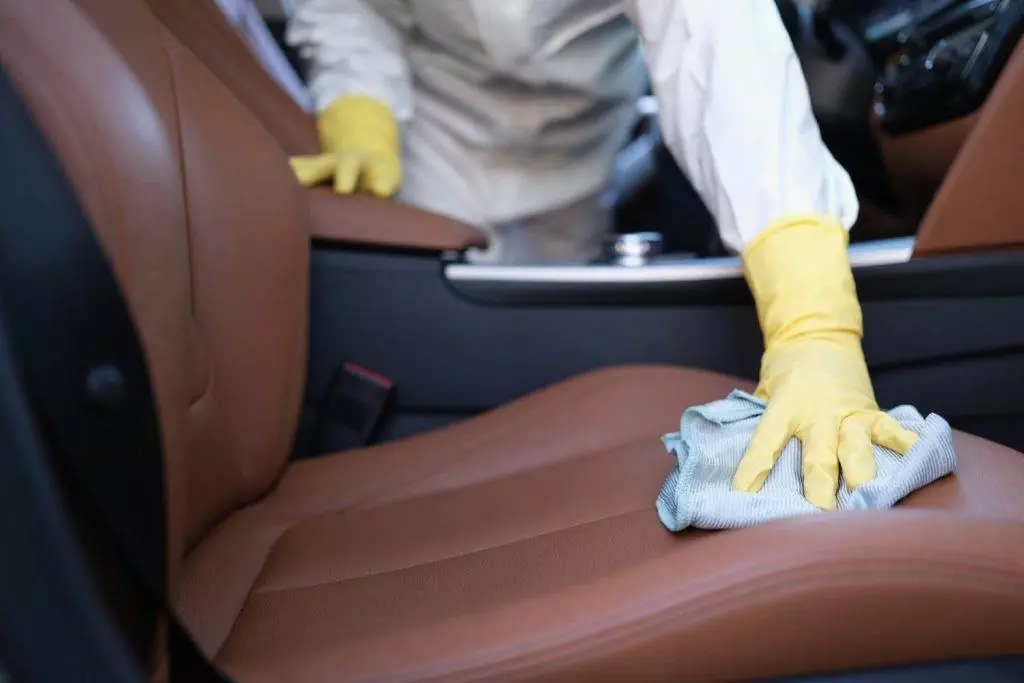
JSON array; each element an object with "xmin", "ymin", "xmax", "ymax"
[
  {"xmin": 317, "ymin": 94, "xmax": 399, "ymax": 159},
  {"xmin": 741, "ymin": 214, "xmax": 861, "ymax": 350}
]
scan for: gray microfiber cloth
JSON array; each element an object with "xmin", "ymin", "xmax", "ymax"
[{"xmin": 657, "ymin": 390, "xmax": 957, "ymax": 532}]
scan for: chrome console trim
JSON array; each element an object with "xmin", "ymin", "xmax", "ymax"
[{"xmin": 445, "ymin": 238, "xmax": 916, "ymax": 284}]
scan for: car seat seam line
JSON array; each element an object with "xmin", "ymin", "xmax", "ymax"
[
  {"xmin": 338, "ymin": 432, "xmax": 665, "ymax": 518},
  {"xmin": 347, "ymin": 375, "xmax": 648, "ymax": 513},
  {"xmin": 249, "ymin": 505, "xmax": 656, "ymax": 595},
  {"xmin": 207, "ymin": 519, "xmax": 297, "ymax": 661},
  {"xmin": 343, "ymin": 382, "xmax": 599, "ymax": 511},
  {"xmin": 426, "ymin": 556, "xmax": 1024, "ymax": 682},
  {"xmin": 158, "ymin": 27, "xmax": 214, "ymax": 409}
]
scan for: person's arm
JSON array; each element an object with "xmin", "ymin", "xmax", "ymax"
[
  {"xmin": 287, "ymin": 0, "xmax": 413, "ymax": 119},
  {"xmin": 623, "ymin": 0, "xmax": 917, "ymax": 510},
  {"xmin": 622, "ymin": 0, "xmax": 856, "ymax": 251},
  {"xmin": 286, "ymin": 0, "xmax": 412, "ymax": 195}
]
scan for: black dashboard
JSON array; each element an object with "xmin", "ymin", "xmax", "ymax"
[{"xmin": 854, "ymin": 0, "xmax": 1024, "ymax": 133}]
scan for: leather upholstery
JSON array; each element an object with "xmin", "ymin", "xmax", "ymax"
[
  {"xmin": 173, "ymin": 365, "xmax": 1024, "ymax": 683},
  {"xmin": 0, "ymin": 0, "xmax": 309, "ymax": 569},
  {"xmin": 145, "ymin": 0, "xmax": 320, "ymax": 155},
  {"xmin": 3, "ymin": 1, "xmax": 1024, "ymax": 681},
  {"xmin": 307, "ymin": 188, "xmax": 489, "ymax": 251}
]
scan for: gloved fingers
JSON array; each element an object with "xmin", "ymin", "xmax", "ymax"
[
  {"xmin": 289, "ymin": 153, "xmax": 337, "ymax": 188},
  {"xmin": 333, "ymin": 150, "xmax": 363, "ymax": 194},
  {"xmin": 733, "ymin": 404, "xmax": 792, "ymax": 494},
  {"xmin": 801, "ymin": 421, "xmax": 841, "ymax": 510},
  {"xmin": 361, "ymin": 155, "xmax": 402, "ymax": 198},
  {"xmin": 838, "ymin": 414, "xmax": 875, "ymax": 491},
  {"xmin": 871, "ymin": 413, "xmax": 919, "ymax": 455}
]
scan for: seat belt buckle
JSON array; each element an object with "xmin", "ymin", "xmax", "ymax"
[{"xmin": 308, "ymin": 363, "xmax": 394, "ymax": 455}]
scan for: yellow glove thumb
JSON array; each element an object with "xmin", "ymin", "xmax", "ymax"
[{"xmin": 290, "ymin": 153, "xmax": 337, "ymax": 188}]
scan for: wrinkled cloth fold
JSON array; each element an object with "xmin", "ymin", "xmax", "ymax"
[{"xmin": 657, "ymin": 391, "xmax": 956, "ymax": 532}]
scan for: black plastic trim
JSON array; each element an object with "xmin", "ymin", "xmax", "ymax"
[{"xmin": 779, "ymin": 657, "xmax": 1024, "ymax": 682}]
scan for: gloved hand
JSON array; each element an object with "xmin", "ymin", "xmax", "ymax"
[
  {"xmin": 731, "ymin": 215, "xmax": 919, "ymax": 510},
  {"xmin": 290, "ymin": 94, "xmax": 401, "ymax": 197}
]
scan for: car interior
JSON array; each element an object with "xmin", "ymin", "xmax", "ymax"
[{"xmin": 1, "ymin": 0, "xmax": 1023, "ymax": 682}]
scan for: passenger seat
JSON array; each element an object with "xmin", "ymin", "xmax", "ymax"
[{"xmin": 2, "ymin": 0, "xmax": 1024, "ymax": 682}]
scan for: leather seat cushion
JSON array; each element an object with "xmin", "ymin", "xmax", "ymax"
[{"xmin": 176, "ymin": 366, "xmax": 1024, "ymax": 683}]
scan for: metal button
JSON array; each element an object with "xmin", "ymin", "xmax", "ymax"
[{"xmin": 612, "ymin": 232, "xmax": 664, "ymax": 267}]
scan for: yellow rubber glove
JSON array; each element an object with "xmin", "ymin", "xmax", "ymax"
[
  {"xmin": 731, "ymin": 215, "xmax": 919, "ymax": 510},
  {"xmin": 290, "ymin": 94, "xmax": 401, "ymax": 197}
]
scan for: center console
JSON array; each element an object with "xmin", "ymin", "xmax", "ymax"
[{"xmin": 866, "ymin": 0, "xmax": 1024, "ymax": 133}]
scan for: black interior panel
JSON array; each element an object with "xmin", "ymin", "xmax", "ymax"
[
  {"xmin": 306, "ymin": 246, "xmax": 1024, "ymax": 455},
  {"xmin": 872, "ymin": 0, "xmax": 1024, "ymax": 134},
  {"xmin": 780, "ymin": 657, "xmax": 1024, "ymax": 682}
]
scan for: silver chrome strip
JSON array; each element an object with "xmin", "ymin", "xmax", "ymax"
[{"xmin": 445, "ymin": 238, "xmax": 915, "ymax": 284}]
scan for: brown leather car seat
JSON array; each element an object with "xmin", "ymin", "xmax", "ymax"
[{"xmin": 3, "ymin": 1, "xmax": 1024, "ymax": 682}]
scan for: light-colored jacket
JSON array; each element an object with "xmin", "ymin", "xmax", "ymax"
[{"xmin": 288, "ymin": 0, "xmax": 857, "ymax": 250}]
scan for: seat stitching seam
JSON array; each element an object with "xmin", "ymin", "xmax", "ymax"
[
  {"xmin": 343, "ymin": 430, "xmax": 666, "ymax": 515},
  {"xmin": 340, "ymin": 373, "xmax": 652, "ymax": 514},
  {"xmin": 250, "ymin": 504, "xmax": 656, "ymax": 595},
  {"xmin": 157, "ymin": 31, "xmax": 196, "ymax": 337},
  {"xmin": 435, "ymin": 555, "xmax": 1024, "ymax": 682},
  {"xmin": 207, "ymin": 518, "xmax": 298, "ymax": 661},
  {"xmin": 157, "ymin": 28, "xmax": 216, "ymax": 409},
  {"xmin": 347, "ymin": 381, "xmax": 601, "ymax": 509}
]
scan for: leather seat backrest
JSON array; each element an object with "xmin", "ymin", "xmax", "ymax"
[
  {"xmin": 0, "ymin": 0, "xmax": 309, "ymax": 575},
  {"xmin": 145, "ymin": 0, "xmax": 320, "ymax": 155}
]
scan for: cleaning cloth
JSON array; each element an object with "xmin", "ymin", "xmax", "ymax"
[{"xmin": 657, "ymin": 390, "xmax": 956, "ymax": 532}]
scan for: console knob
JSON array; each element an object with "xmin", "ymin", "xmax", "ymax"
[{"xmin": 612, "ymin": 232, "xmax": 663, "ymax": 267}]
